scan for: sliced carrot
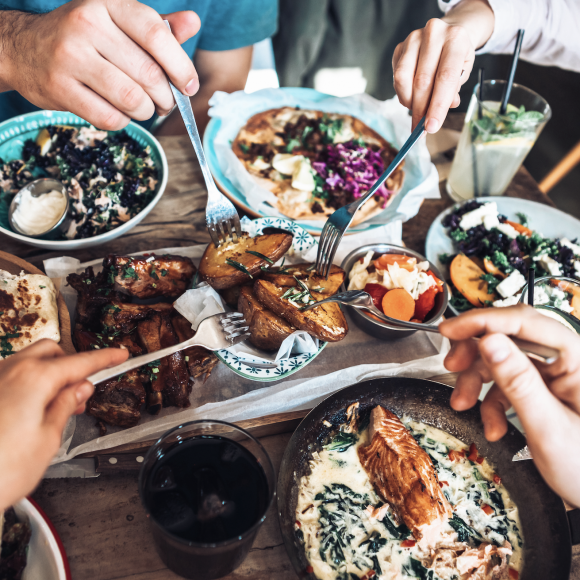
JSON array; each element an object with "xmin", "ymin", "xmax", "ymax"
[
  {"xmin": 401, "ymin": 540, "xmax": 416, "ymax": 547},
  {"xmin": 505, "ymin": 220, "xmax": 533, "ymax": 237},
  {"xmin": 414, "ymin": 286, "xmax": 438, "ymax": 321},
  {"xmin": 439, "ymin": 481, "xmax": 449, "ymax": 487},
  {"xmin": 375, "ymin": 253, "xmax": 417, "ymax": 272},
  {"xmin": 551, "ymin": 278, "xmax": 580, "ymax": 298},
  {"xmin": 482, "ymin": 504, "xmax": 494, "ymax": 516},
  {"xmin": 450, "ymin": 254, "xmax": 497, "ymax": 306},
  {"xmin": 484, "ymin": 257, "xmax": 507, "ymax": 280},
  {"xmin": 493, "ymin": 474, "xmax": 502, "ymax": 485},
  {"xmin": 382, "ymin": 288, "xmax": 415, "ymax": 321},
  {"xmin": 508, "ymin": 568, "xmax": 519, "ymax": 579}
]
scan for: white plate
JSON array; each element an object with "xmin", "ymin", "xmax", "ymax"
[
  {"xmin": 426, "ymin": 197, "xmax": 580, "ymax": 315},
  {"xmin": 12, "ymin": 497, "xmax": 71, "ymax": 580}
]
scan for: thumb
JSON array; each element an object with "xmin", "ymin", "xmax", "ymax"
[
  {"xmin": 478, "ymin": 333, "xmax": 561, "ymax": 433},
  {"xmin": 44, "ymin": 381, "xmax": 94, "ymax": 435},
  {"xmin": 161, "ymin": 11, "xmax": 201, "ymax": 44}
]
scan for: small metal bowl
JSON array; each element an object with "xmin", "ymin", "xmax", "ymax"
[
  {"xmin": 9, "ymin": 178, "xmax": 71, "ymax": 239},
  {"xmin": 340, "ymin": 243, "xmax": 449, "ymax": 340}
]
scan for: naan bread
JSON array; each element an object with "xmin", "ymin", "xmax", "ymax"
[
  {"xmin": 233, "ymin": 107, "xmax": 405, "ymax": 224},
  {"xmin": 0, "ymin": 269, "xmax": 60, "ymax": 357}
]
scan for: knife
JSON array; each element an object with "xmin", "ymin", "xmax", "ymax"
[{"xmin": 512, "ymin": 445, "xmax": 532, "ymax": 461}]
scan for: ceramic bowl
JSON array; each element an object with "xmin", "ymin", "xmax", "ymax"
[
  {"xmin": 340, "ymin": 243, "xmax": 448, "ymax": 340},
  {"xmin": 0, "ymin": 110, "xmax": 168, "ymax": 250}
]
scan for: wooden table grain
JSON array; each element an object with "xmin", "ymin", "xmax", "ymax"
[{"xmin": 2, "ymin": 115, "xmax": 577, "ymax": 579}]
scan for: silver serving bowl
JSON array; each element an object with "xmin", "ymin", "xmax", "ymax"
[{"xmin": 340, "ymin": 243, "xmax": 449, "ymax": 340}]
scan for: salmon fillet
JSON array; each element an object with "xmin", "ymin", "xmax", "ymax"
[{"xmin": 357, "ymin": 406, "xmax": 452, "ymax": 542}]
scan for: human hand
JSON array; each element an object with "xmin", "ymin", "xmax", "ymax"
[
  {"xmin": 392, "ymin": 0, "xmax": 495, "ymax": 133},
  {"xmin": 440, "ymin": 304, "xmax": 580, "ymax": 507},
  {"xmin": 0, "ymin": 340, "xmax": 128, "ymax": 510},
  {"xmin": 0, "ymin": 0, "xmax": 200, "ymax": 130}
]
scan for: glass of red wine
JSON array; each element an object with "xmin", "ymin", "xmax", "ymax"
[{"xmin": 139, "ymin": 420, "xmax": 275, "ymax": 579}]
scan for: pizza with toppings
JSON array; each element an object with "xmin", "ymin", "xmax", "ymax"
[{"xmin": 232, "ymin": 107, "xmax": 405, "ymax": 223}]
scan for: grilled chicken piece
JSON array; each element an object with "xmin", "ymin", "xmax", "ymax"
[
  {"xmin": 101, "ymin": 300, "xmax": 173, "ymax": 334},
  {"xmin": 67, "ymin": 266, "xmax": 118, "ymax": 329},
  {"xmin": 104, "ymin": 254, "xmax": 195, "ymax": 299},
  {"xmin": 137, "ymin": 314, "xmax": 192, "ymax": 414},
  {"xmin": 86, "ymin": 369, "xmax": 146, "ymax": 428},
  {"xmin": 358, "ymin": 406, "xmax": 452, "ymax": 544},
  {"xmin": 74, "ymin": 327, "xmax": 144, "ymax": 356},
  {"xmin": 171, "ymin": 312, "xmax": 219, "ymax": 380}
]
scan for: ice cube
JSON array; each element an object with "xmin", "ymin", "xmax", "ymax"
[
  {"xmin": 150, "ymin": 465, "xmax": 176, "ymax": 491},
  {"xmin": 151, "ymin": 491, "xmax": 195, "ymax": 534},
  {"xmin": 192, "ymin": 467, "xmax": 235, "ymax": 522}
]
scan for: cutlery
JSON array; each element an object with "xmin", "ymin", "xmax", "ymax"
[
  {"xmin": 164, "ymin": 21, "xmax": 241, "ymax": 247},
  {"xmin": 315, "ymin": 117, "xmax": 425, "ymax": 278},
  {"xmin": 301, "ymin": 289, "xmax": 560, "ymax": 364},
  {"xmin": 512, "ymin": 445, "xmax": 532, "ymax": 461},
  {"xmin": 87, "ymin": 313, "xmax": 250, "ymax": 384}
]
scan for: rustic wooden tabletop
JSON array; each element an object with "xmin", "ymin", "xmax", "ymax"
[{"xmin": 2, "ymin": 114, "xmax": 577, "ymax": 579}]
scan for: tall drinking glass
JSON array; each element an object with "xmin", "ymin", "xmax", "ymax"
[
  {"xmin": 139, "ymin": 420, "xmax": 276, "ymax": 580},
  {"xmin": 447, "ymin": 80, "xmax": 551, "ymax": 202}
]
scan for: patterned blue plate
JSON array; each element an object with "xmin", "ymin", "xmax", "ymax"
[{"xmin": 214, "ymin": 217, "xmax": 327, "ymax": 382}]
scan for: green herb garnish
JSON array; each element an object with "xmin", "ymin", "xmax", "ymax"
[
  {"xmin": 225, "ymin": 258, "xmax": 253, "ymax": 278},
  {"xmin": 480, "ymin": 273, "xmax": 500, "ymax": 294},
  {"xmin": 245, "ymin": 250, "xmax": 273, "ymax": 264}
]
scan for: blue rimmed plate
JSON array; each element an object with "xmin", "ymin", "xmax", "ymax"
[{"xmin": 214, "ymin": 217, "xmax": 327, "ymax": 381}]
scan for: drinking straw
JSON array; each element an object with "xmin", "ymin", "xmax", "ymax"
[
  {"xmin": 472, "ymin": 68, "xmax": 484, "ymax": 196},
  {"xmin": 500, "ymin": 29, "xmax": 525, "ymax": 114},
  {"xmin": 527, "ymin": 268, "xmax": 535, "ymax": 306},
  {"xmin": 478, "ymin": 68, "xmax": 485, "ymax": 118}
]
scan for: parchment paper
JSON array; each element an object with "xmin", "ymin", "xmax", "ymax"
[
  {"xmin": 208, "ymin": 89, "xmax": 440, "ymax": 227},
  {"xmin": 44, "ymin": 238, "xmax": 450, "ymax": 467}
]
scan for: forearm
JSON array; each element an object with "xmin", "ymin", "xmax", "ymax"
[
  {"xmin": 441, "ymin": 0, "xmax": 494, "ymax": 50},
  {"xmin": 0, "ymin": 10, "xmax": 36, "ymax": 93}
]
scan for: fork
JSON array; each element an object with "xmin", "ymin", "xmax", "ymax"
[
  {"xmin": 315, "ymin": 117, "xmax": 426, "ymax": 278},
  {"xmin": 87, "ymin": 313, "xmax": 250, "ymax": 385},
  {"xmin": 301, "ymin": 290, "xmax": 560, "ymax": 364},
  {"xmin": 164, "ymin": 21, "xmax": 242, "ymax": 247}
]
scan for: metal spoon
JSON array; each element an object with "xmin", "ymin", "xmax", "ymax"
[
  {"xmin": 302, "ymin": 290, "xmax": 560, "ymax": 364},
  {"xmin": 8, "ymin": 177, "xmax": 70, "ymax": 238}
]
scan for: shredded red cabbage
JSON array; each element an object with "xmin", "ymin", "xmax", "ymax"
[{"xmin": 312, "ymin": 140, "xmax": 393, "ymax": 207}]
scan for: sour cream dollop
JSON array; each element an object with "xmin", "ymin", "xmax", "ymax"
[{"xmin": 12, "ymin": 189, "xmax": 67, "ymax": 236}]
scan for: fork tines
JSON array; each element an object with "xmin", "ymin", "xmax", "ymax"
[
  {"xmin": 219, "ymin": 312, "xmax": 250, "ymax": 341},
  {"xmin": 315, "ymin": 221, "xmax": 341, "ymax": 278},
  {"xmin": 207, "ymin": 213, "xmax": 242, "ymax": 247}
]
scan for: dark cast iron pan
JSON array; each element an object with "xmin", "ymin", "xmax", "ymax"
[{"xmin": 277, "ymin": 377, "xmax": 580, "ymax": 580}]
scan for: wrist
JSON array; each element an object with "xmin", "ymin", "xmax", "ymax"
[
  {"xmin": 0, "ymin": 11, "xmax": 38, "ymax": 93},
  {"xmin": 442, "ymin": 0, "xmax": 495, "ymax": 51}
]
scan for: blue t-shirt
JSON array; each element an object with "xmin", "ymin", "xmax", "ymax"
[{"xmin": 0, "ymin": 0, "xmax": 277, "ymax": 125}]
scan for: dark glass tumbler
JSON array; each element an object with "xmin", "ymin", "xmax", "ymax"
[{"xmin": 139, "ymin": 420, "xmax": 276, "ymax": 579}]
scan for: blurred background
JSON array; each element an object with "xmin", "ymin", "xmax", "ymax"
[{"xmin": 243, "ymin": 0, "xmax": 580, "ymax": 219}]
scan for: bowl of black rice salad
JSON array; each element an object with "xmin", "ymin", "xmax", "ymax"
[{"xmin": 0, "ymin": 110, "xmax": 168, "ymax": 250}]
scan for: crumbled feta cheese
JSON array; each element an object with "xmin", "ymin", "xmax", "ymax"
[
  {"xmin": 459, "ymin": 202, "xmax": 498, "ymax": 230},
  {"xmin": 532, "ymin": 285, "xmax": 550, "ymax": 306},
  {"xmin": 575, "ymin": 261, "xmax": 580, "ymax": 276},
  {"xmin": 496, "ymin": 269, "xmax": 527, "ymax": 298},
  {"xmin": 496, "ymin": 223, "xmax": 519, "ymax": 239},
  {"xmin": 493, "ymin": 294, "xmax": 521, "ymax": 308},
  {"xmin": 483, "ymin": 213, "xmax": 500, "ymax": 230},
  {"xmin": 534, "ymin": 254, "xmax": 562, "ymax": 276},
  {"xmin": 561, "ymin": 238, "xmax": 580, "ymax": 257}
]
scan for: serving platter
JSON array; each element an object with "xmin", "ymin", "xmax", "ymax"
[
  {"xmin": 425, "ymin": 197, "xmax": 580, "ymax": 316},
  {"xmin": 0, "ymin": 110, "xmax": 168, "ymax": 250},
  {"xmin": 277, "ymin": 377, "xmax": 576, "ymax": 580},
  {"xmin": 213, "ymin": 216, "xmax": 327, "ymax": 381},
  {"xmin": 0, "ymin": 250, "xmax": 74, "ymax": 355},
  {"xmin": 13, "ymin": 497, "xmax": 71, "ymax": 580}
]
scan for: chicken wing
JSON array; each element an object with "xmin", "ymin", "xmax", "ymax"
[
  {"xmin": 358, "ymin": 406, "xmax": 452, "ymax": 545},
  {"xmin": 104, "ymin": 254, "xmax": 195, "ymax": 299},
  {"xmin": 101, "ymin": 300, "xmax": 173, "ymax": 334},
  {"xmin": 86, "ymin": 369, "xmax": 146, "ymax": 428},
  {"xmin": 73, "ymin": 327, "xmax": 144, "ymax": 356},
  {"xmin": 171, "ymin": 312, "xmax": 219, "ymax": 380},
  {"xmin": 137, "ymin": 314, "xmax": 191, "ymax": 414}
]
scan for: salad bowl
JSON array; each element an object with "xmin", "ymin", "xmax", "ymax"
[{"xmin": 340, "ymin": 243, "xmax": 448, "ymax": 340}]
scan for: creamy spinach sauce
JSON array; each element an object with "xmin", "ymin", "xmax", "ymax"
[{"xmin": 296, "ymin": 418, "xmax": 523, "ymax": 580}]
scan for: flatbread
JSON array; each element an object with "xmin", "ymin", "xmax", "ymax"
[
  {"xmin": 233, "ymin": 107, "xmax": 405, "ymax": 224},
  {"xmin": 0, "ymin": 269, "xmax": 60, "ymax": 357}
]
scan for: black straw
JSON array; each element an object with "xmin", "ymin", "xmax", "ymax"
[
  {"xmin": 527, "ymin": 268, "xmax": 535, "ymax": 306},
  {"xmin": 500, "ymin": 29, "xmax": 525, "ymax": 114},
  {"xmin": 478, "ymin": 68, "xmax": 485, "ymax": 118}
]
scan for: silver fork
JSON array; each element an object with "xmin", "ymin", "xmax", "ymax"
[
  {"xmin": 164, "ymin": 21, "xmax": 241, "ymax": 247},
  {"xmin": 302, "ymin": 290, "xmax": 560, "ymax": 364},
  {"xmin": 315, "ymin": 117, "xmax": 426, "ymax": 278},
  {"xmin": 87, "ymin": 313, "xmax": 250, "ymax": 385}
]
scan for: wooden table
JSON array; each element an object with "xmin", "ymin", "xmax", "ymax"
[{"xmin": 3, "ymin": 116, "xmax": 577, "ymax": 579}]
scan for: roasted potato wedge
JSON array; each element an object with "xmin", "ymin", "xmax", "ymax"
[
  {"xmin": 199, "ymin": 233, "xmax": 293, "ymax": 290},
  {"xmin": 238, "ymin": 286, "xmax": 296, "ymax": 351},
  {"xmin": 450, "ymin": 254, "xmax": 497, "ymax": 307},
  {"xmin": 253, "ymin": 279, "xmax": 348, "ymax": 342},
  {"xmin": 219, "ymin": 285, "xmax": 246, "ymax": 308},
  {"xmin": 262, "ymin": 263, "xmax": 345, "ymax": 295}
]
